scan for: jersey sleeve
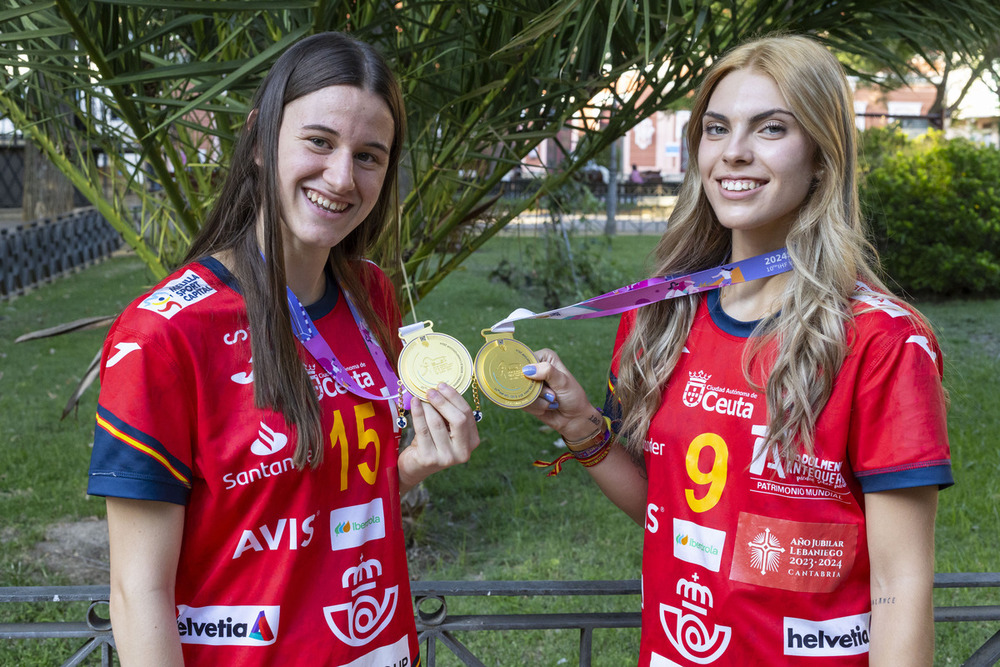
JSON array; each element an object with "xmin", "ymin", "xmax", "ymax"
[
  {"xmin": 847, "ymin": 311, "xmax": 953, "ymax": 493},
  {"xmin": 87, "ymin": 310, "xmax": 196, "ymax": 505},
  {"xmin": 602, "ymin": 311, "xmax": 634, "ymax": 436}
]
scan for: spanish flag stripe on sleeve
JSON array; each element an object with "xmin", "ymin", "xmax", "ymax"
[{"xmin": 95, "ymin": 406, "xmax": 192, "ymax": 487}]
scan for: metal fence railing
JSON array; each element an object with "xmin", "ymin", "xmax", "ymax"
[
  {"xmin": 2, "ymin": 574, "xmax": 999, "ymax": 667},
  {"xmin": 0, "ymin": 208, "xmax": 122, "ymax": 300},
  {"xmin": 493, "ymin": 180, "xmax": 679, "ymax": 238},
  {"xmin": 503, "ymin": 208, "xmax": 672, "ymax": 237}
]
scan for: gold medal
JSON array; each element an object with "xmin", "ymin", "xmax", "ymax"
[
  {"xmin": 397, "ymin": 321, "xmax": 473, "ymax": 401},
  {"xmin": 474, "ymin": 329, "xmax": 543, "ymax": 409}
]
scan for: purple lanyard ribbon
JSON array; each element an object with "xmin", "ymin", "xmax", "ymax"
[
  {"xmin": 491, "ymin": 247, "xmax": 792, "ymax": 332},
  {"xmin": 285, "ymin": 284, "xmax": 401, "ymax": 402}
]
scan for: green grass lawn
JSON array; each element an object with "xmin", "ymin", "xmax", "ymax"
[{"xmin": 1, "ymin": 236, "xmax": 997, "ymax": 665}]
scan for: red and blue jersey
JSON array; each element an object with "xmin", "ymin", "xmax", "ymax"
[
  {"xmin": 605, "ymin": 287, "xmax": 952, "ymax": 665},
  {"xmin": 89, "ymin": 258, "xmax": 419, "ymax": 666}
]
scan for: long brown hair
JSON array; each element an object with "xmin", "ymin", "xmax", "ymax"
[
  {"xmin": 185, "ymin": 32, "xmax": 407, "ymax": 469},
  {"xmin": 616, "ymin": 35, "xmax": 893, "ymax": 465}
]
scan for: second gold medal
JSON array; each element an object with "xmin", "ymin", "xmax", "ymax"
[{"xmin": 474, "ymin": 329, "xmax": 543, "ymax": 409}]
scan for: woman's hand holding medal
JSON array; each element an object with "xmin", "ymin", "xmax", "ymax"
[
  {"xmin": 394, "ymin": 322, "xmax": 597, "ymax": 477},
  {"xmin": 397, "ymin": 322, "xmax": 544, "ymax": 415},
  {"xmin": 398, "ymin": 382, "xmax": 480, "ymax": 496},
  {"xmin": 520, "ymin": 349, "xmax": 604, "ymax": 444}
]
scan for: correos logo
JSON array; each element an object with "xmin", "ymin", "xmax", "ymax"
[
  {"xmin": 329, "ymin": 499, "xmax": 386, "ymax": 551},
  {"xmin": 324, "ymin": 558, "xmax": 397, "ymax": 648}
]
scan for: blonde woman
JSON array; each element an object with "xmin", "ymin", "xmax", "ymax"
[{"xmin": 523, "ymin": 35, "xmax": 950, "ymax": 666}]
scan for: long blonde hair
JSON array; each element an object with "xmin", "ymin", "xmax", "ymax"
[{"xmin": 616, "ymin": 35, "xmax": 890, "ymax": 465}]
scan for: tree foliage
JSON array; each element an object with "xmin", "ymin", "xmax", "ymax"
[
  {"xmin": 862, "ymin": 128, "xmax": 1000, "ymax": 295},
  {"xmin": 3, "ymin": 0, "xmax": 1000, "ymax": 310}
]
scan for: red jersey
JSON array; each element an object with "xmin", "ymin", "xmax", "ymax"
[
  {"xmin": 88, "ymin": 258, "xmax": 419, "ymax": 666},
  {"xmin": 605, "ymin": 288, "xmax": 952, "ymax": 666}
]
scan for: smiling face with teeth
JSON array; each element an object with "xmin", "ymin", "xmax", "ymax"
[
  {"xmin": 698, "ymin": 68, "xmax": 818, "ymax": 253},
  {"xmin": 273, "ymin": 84, "xmax": 395, "ymax": 270}
]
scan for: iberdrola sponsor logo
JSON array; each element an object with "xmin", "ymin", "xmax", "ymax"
[
  {"xmin": 329, "ymin": 499, "xmax": 386, "ymax": 551},
  {"xmin": 672, "ymin": 518, "xmax": 726, "ymax": 573},
  {"xmin": 176, "ymin": 604, "xmax": 279, "ymax": 646}
]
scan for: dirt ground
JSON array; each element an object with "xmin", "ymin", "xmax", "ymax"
[{"xmin": 32, "ymin": 516, "xmax": 110, "ymax": 585}]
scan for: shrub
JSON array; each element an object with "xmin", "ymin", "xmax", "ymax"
[
  {"xmin": 859, "ymin": 125, "xmax": 911, "ymax": 173},
  {"xmin": 861, "ymin": 129, "xmax": 1000, "ymax": 296},
  {"xmin": 490, "ymin": 176, "xmax": 625, "ymax": 308}
]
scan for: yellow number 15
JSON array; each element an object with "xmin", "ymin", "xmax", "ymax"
[{"xmin": 684, "ymin": 433, "xmax": 728, "ymax": 513}]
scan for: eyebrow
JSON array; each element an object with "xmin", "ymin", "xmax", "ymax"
[
  {"xmin": 302, "ymin": 123, "xmax": 390, "ymax": 154},
  {"xmin": 703, "ymin": 108, "xmax": 796, "ymax": 124}
]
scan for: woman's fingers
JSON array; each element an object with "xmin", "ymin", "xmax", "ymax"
[
  {"xmin": 523, "ymin": 351, "xmax": 589, "ymax": 413},
  {"xmin": 520, "ymin": 349, "xmax": 603, "ymax": 441},
  {"xmin": 409, "ymin": 383, "xmax": 480, "ymax": 469}
]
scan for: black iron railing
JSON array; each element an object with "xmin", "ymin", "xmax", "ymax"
[
  {"xmin": 2, "ymin": 575, "xmax": 999, "ymax": 666},
  {"xmin": 0, "ymin": 585, "xmax": 113, "ymax": 667},
  {"xmin": 0, "ymin": 208, "xmax": 122, "ymax": 300}
]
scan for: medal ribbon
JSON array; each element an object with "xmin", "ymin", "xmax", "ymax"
[
  {"xmin": 490, "ymin": 247, "xmax": 793, "ymax": 332},
  {"xmin": 285, "ymin": 284, "xmax": 401, "ymax": 403}
]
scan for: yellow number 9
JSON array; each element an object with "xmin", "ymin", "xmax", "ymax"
[{"xmin": 685, "ymin": 433, "xmax": 728, "ymax": 513}]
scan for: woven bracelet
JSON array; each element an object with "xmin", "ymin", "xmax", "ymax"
[
  {"xmin": 571, "ymin": 420, "xmax": 613, "ymax": 460},
  {"xmin": 533, "ymin": 417, "xmax": 613, "ymax": 477}
]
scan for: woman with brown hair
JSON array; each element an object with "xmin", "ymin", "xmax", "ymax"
[{"xmin": 88, "ymin": 31, "xmax": 479, "ymax": 665}]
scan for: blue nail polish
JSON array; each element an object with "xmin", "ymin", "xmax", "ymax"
[
  {"xmin": 548, "ymin": 401, "xmax": 560, "ymax": 410},
  {"xmin": 543, "ymin": 390, "xmax": 556, "ymax": 402},
  {"xmin": 522, "ymin": 364, "xmax": 536, "ymax": 376}
]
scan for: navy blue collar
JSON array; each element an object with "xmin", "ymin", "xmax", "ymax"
[
  {"xmin": 705, "ymin": 288, "xmax": 763, "ymax": 338},
  {"xmin": 199, "ymin": 256, "xmax": 339, "ymax": 320}
]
